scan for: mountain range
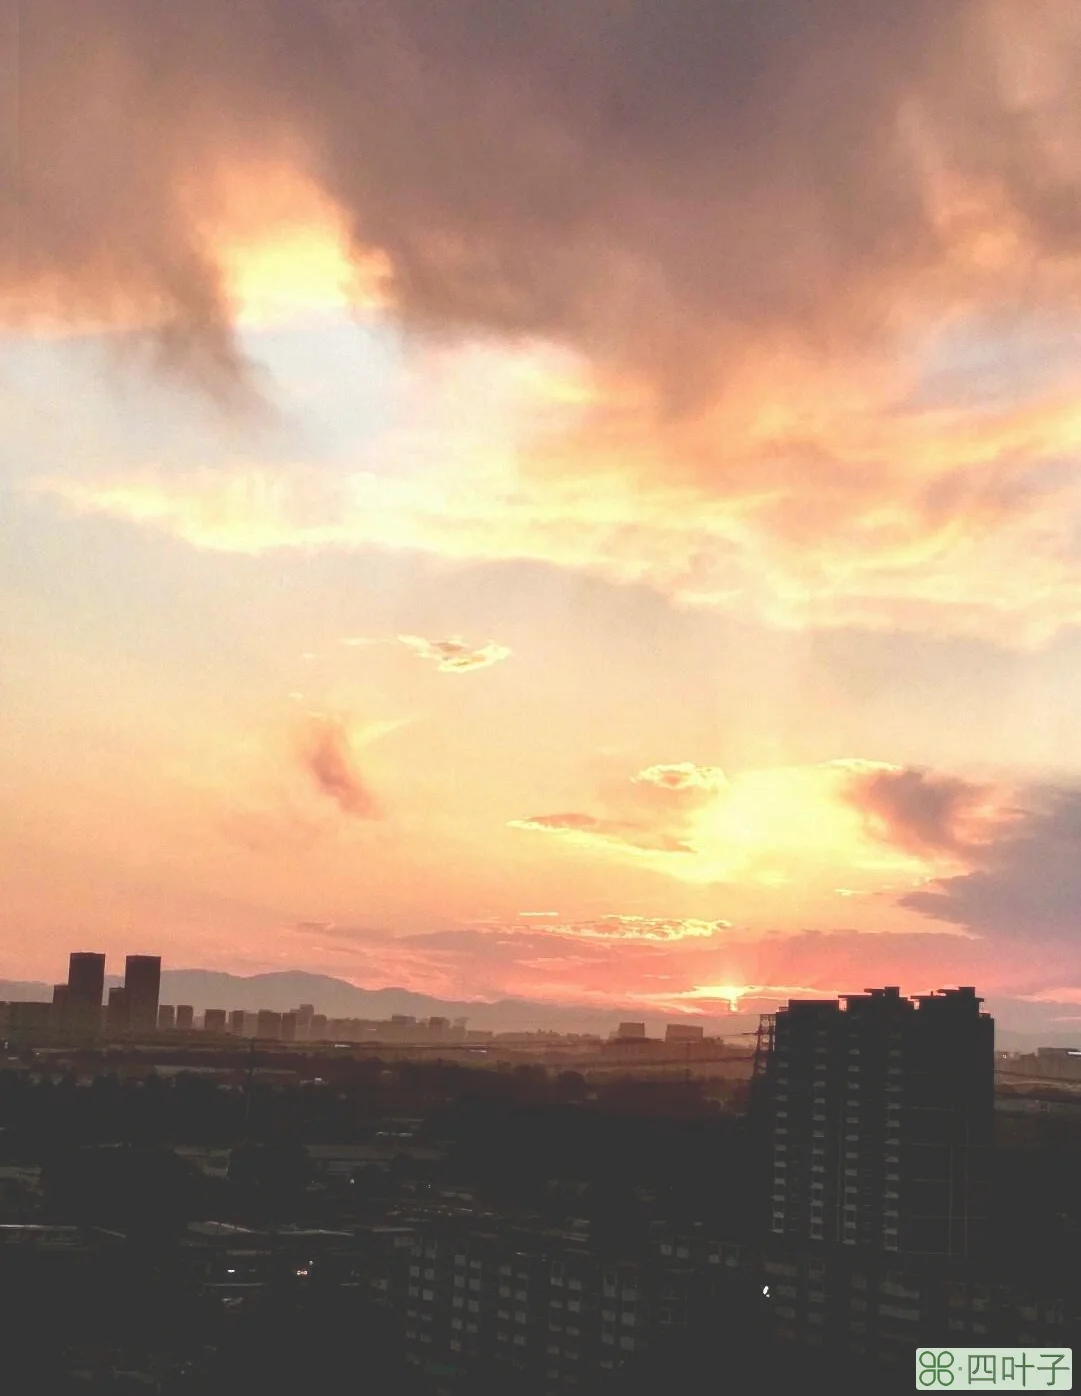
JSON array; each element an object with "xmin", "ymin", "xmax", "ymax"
[
  {"xmin": 0, "ymin": 970, "xmax": 1076, "ymax": 1049},
  {"xmin": 0, "ymin": 969, "xmax": 750, "ymax": 1039}
]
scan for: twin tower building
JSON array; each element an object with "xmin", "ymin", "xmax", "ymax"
[{"xmin": 53, "ymin": 951, "xmax": 161, "ymax": 1036}]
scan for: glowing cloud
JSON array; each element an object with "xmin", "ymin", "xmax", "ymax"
[
  {"xmin": 511, "ymin": 758, "xmax": 1000, "ymax": 890},
  {"xmin": 398, "ymin": 635, "xmax": 512, "ymax": 673}
]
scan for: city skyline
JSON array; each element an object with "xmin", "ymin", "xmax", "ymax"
[{"xmin": 6, "ymin": 3, "xmax": 1081, "ymax": 1036}]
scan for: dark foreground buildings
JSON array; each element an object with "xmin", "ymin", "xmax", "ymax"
[
  {"xmin": 401, "ymin": 985, "xmax": 1072, "ymax": 1393},
  {"xmin": 755, "ymin": 985, "xmax": 993, "ymax": 1258}
]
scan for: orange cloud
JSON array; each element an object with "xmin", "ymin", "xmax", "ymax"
[
  {"xmin": 297, "ymin": 714, "xmax": 380, "ymax": 819},
  {"xmin": 534, "ymin": 916, "xmax": 730, "ymax": 944}
]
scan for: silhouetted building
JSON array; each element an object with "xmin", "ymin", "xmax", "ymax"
[
  {"xmin": 123, "ymin": 955, "xmax": 161, "ymax": 1035},
  {"xmin": 616, "ymin": 1022, "xmax": 646, "ymax": 1040},
  {"xmin": 65, "ymin": 952, "xmax": 106, "ymax": 1035},
  {"xmin": 296, "ymin": 1003, "xmax": 314, "ymax": 1040},
  {"xmin": 204, "ymin": 1008, "xmax": 227, "ymax": 1034},
  {"xmin": 105, "ymin": 986, "xmax": 128, "ymax": 1035},
  {"xmin": 256, "ymin": 1010, "xmax": 282, "ymax": 1040},
  {"xmin": 175, "ymin": 1004, "xmax": 194, "ymax": 1031},
  {"xmin": 0, "ymin": 1001, "xmax": 54, "ymax": 1036},
  {"xmin": 281, "ymin": 1011, "xmax": 298, "ymax": 1042},
  {"xmin": 158, "ymin": 1004, "xmax": 176, "ymax": 1031},
  {"xmin": 665, "ymin": 1024, "xmax": 704, "ymax": 1043},
  {"xmin": 754, "ymin": 986, "xmax": 993, "ymax": 1260},
  {"xmin": 311, "ymin": 1013, "xmax": 328, "ymax": 1040},
  {"xmin": 228, "ymin": 1009, "xmax": 247, "ymax": 1036}
]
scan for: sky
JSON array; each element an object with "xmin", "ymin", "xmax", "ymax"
[{"xmin": 4, "ymin": 0, "xmax": 1081, "ymax": 1033}]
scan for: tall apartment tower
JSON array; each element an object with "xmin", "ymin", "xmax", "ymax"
[
  {"xmin": 65, "ymin": 952, "xmax": 106, "ymax": 1035},
  {"xmin": 753, "ymin": 986, "xmax": 993, "ymax": 1260},
  {"xmin": 123, "ymin": 955, "xmax": 162, "ymax": 1035},
  {"xmin": 106, "ymin": 986, "xmax": 128, "ymax": 1035}
]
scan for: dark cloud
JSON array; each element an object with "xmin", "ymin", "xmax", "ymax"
[
  {"xmin": 847, "ymin": 765, "xmax": 1001, "ymax": 857},
  {"xmin": 298, "ymin": 714, "xmax": 380, "ymax": 819},
  {"xmin": 903, "ymin": 786, "xmax": 1081, "ymax": 945},
  {"xmin": 3, "ymin": 1, "xmax": 1081, "ymax": 400}
]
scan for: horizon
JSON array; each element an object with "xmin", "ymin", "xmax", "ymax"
[
  {"xmin": 5, "ymin": 3, "xmax": 1081, "ymax": 1042},
  {"xmin": 3, "ymin": 959, "xmax": 1079, "ymax": 1049}
]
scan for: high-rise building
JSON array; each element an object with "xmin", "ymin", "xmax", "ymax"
[
  {"xmin": 281, "ymin": 1011, "xmax": 298, "ymax": 1042},
  {"xmin": 106, "ymin": 986, "xmax": 128, "ymax": 1035},
  {"xmin": 65, "ymin": 953, "xmax": 106, "ymax": 1035},
  {"xmin": 203, "ymin": 1008, "xmax": 227, "ymax": 1034},
  {"xmin": 615, "ymin": 1022, "xmax": 646, "ymax": 1040},
  {"xmin": 310, "ymin": 1013, "xmax": 328, "ymax": 1040},
  {"xmin": 753, "ymin": 986, "xmax": 993, "ymax": 1260},
  {"xmin": 256, "ymin": 1009, "xmax": 282, "ymax": 1040},
  {"xmin": 157, "ymin": 1004, "xmax": 176, "ymax": 1031},
  {"xmin": 228, "ymin": 1009, "xmax": 247, "ymax": 1036},
  {"xmin": 124, "ymin": 955, "xmax": 161, "ymax": 1035},
  {"xmin": 175, "ymin": 1004, "xmax": 194, "ymax": 1031}
]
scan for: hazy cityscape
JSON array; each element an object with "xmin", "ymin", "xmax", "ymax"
[
  {"xmin": 7, "ymin": 1, "xmax": 1081, "ymax": 1392},
  {"xmin": 0, "ymin": 957, "xmax": 1079, "ymax": 1391}
]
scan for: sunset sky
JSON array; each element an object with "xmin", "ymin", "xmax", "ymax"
[{"xmin": 4, "ymin": 0, "xmax": 1081, "ymax": 1032}]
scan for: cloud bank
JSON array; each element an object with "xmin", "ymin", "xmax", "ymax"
[
  {"xmin": 13, "ymin": 1, "xmax": 1081, "ymax": 646},
  {"xmin": 6, "ymin": 1, "xmax": 1081, "ymax": 389}
]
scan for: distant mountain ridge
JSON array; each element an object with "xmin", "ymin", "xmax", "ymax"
[
  {"xmin": 1, "ymin": 970, "xmax": 1076, "ymax": 1048},
  {"xmin": 0, "ymin": 969, "xmax": 748, "ymax": 1039}
]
